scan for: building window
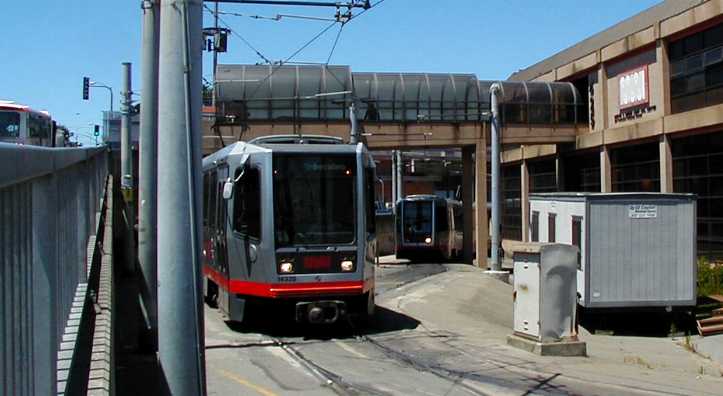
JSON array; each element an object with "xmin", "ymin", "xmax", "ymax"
[
  {"xmin": 529, "ymin": 159, "xmax": 557, "ymax": 193},
  {"xmin": 502, "ymin": 164, "xmax": 522, "ymax": 240},
  {"xmin": 611, "ymin": 142, "xmax": 660, "ymax": 192},
  {"xmin": 531, "ymin": 211, "xmax": 539, "ymax": 242},
  {"xmin": 672, "ymin": 131, "xmax": 723, "ymax": 258},
  {"xmin": 548, "ymin": 213, "xmax": 556, "ymax": 243},
  {"xmin": 572, "ymin": 216, "xmax": 582, "ymax": 269},
  {"xmin": 669, "ymin": 22, "xmax": 723, "ymax": 113}
]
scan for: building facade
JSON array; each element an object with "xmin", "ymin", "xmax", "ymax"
[{"xmin": 504, "ymin": 0, "xmax": 723, "ymax": 258}]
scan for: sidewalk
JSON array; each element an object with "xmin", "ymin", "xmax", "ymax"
[{"xmin": 379, "ymin": 264, "xmax": 723, "ymax": 395}]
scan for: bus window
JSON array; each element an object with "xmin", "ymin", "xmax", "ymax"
[
  {"xmin": 203, "ymin": 173, "xmax": 209, "ymax": 226},
  {"xmin": 233, "ymin": 167, "xmax": 261, "ymax": 240},
  {"xmin": 0, "ymin": 112, "xmax": 20, "ymax": 137},
  {"xmin": 366, "ymin": 167, "xmax": 376, "ymax": 234},
  {"xmin": 435, "ymin": 201, "xmax": 448, "ymax": 234},
  {"xmin": 209, "ymin": 171, "xmax": 218, "ymax": 231}
]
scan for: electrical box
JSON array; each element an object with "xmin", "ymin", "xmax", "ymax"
[{"xmin": 513, "ymin": 243, "xmax": 578, "ymax": 343}]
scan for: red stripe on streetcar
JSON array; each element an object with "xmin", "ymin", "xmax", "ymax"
[{"xmin": 203, "ymin": 265, "xmax": 372, "ymax": 298}]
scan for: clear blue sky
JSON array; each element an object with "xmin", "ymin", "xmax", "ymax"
[{"xmin": 0, "ymin": 0, "xmax": 661, "ymax": 145}]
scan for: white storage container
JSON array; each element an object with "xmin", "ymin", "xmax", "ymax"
[{"xmin": 529, "ymin": 193, "xmax": 697, "ymax": 308}]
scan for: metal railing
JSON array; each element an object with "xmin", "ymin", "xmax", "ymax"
[{"xmin": 0, "ymin": 143, "xmax": 108, "ymax": 396}]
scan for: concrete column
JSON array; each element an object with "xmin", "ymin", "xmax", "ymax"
[
  {"xmin": 475, "ymin": 139, "xmax": 489, "ymax": 268},
  {"xmin": 462, "ymin": 146, "xmax": 474, "ymax": 263},
  {"xmin": 157, "ymin": 0, "xmax": 206, "ymax": 394},
  {"xmin": 657, "ymin": 38, "xmax": 672, "ymax": 116},
  {"xmin": 520, "ymin": 158, "xmax": 530, "ymax": 242},
  {"xmin": 600, "ymin": 145, "xmax": 612, "ymax": 192},
  {"xmin": 659, "ymin": 134, "xmax": 674, "ymax": 192},
  {"xmin": 599, "ymin": 63, "xmax": 609, "ymax": 131}
]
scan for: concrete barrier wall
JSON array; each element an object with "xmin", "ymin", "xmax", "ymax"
[{"xmin": 0, "ymin": 144, "xmax": 108, "ymax": 396}]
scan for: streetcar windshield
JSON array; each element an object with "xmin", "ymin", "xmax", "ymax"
[
  {"xmin": 273, "ymin": 154, "xmax": 356, "ymax": 246},
  {"xmin": 403, "ymin": 201, "xmax": 433, "ymax": 242},
  {"xmin": 0, "ymin": 112, "xmax": 20, "ymax": 137}
]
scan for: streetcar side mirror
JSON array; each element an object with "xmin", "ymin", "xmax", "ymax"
[{"xmin": 222, "ymin": 181, "xmax": 234, "ymax": 200}]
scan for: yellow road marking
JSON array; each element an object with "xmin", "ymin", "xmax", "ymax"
[
  {"xmin": 218, "ymin": 368, "xmax": 279, "ymax": 396},
  {"xmin": 334, "ymin": 340, "xmax": 369, "ymax": 359}
]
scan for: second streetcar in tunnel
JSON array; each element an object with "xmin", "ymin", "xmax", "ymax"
[
  {"xmin": 395, "ymin": 195, "xmax": 463, "ymax": 261},
  {"xmin": 202, "ymin": 135, "xmax": 377, "ymax": 325}
]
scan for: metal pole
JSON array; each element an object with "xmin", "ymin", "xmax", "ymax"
[
  {"xmin": 139, "ymin": 0, "xmax": 160, "ymax": 339},
  {"xmin": 120, "ymin": 62, "xmax": 135, "ymax": 275},
  {"xmin": 396, "ymin": 150, "xmax": 403, "ymax": 200},
  {"xmin": 121, "ymin": 64, "xmax": 133, "ymax": 196},
  {"xmin": 349, "ymin": 101, "xmax": 359, "ymax": 144},
  {"xmin": 490, "ymin": 83, "xmax": 502, "ymax": 271},
  {"xmin": 392, "ymin": 150, "xmax": 399, "ymax": 205},
  {"xmin": 157, "ymin": 0, "xmax": 206, "ymax": 394},
  {"xmin": 212, "ymin": 0, "xmax": 219, "ymax": 109}
]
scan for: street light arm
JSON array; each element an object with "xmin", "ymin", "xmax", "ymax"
[{"xmin": 90, "ymin": 83, "xmax": 115, "ymax": 113}]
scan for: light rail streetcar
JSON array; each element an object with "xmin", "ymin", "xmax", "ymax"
[
  {"xmin": 395, "ymin": 195, "xmax": 463, "ymax": 261},
  {"xmin": 202, "ymin": 135, "xmax": 377, "ymax": 325}
]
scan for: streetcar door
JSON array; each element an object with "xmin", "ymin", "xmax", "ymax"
[{"xmin": 216, "ymin": 165, "xmax": 230, "ymax": 276}]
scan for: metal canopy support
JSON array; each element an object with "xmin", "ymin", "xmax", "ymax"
[
  {"xmin": 391, "ymin": 150, "xmax": 397, "ymax": 204},
  {"xmin": 489, "ymin": 83, "xmax": 502, "ymax": 272},
  {"xmin": 157, "ymin": 0, "xmax": 206, "ymax": 394},
  {"xmin": 139, "ymin": 0, "xmax": 160, "ymax": 340},
  {"xmin": 462, "ymin": 146, "xmax": 474, "ymax": 263},
  {"xmin": 396, "ymin": 150, "xmax": 403, "ymax": 200}
]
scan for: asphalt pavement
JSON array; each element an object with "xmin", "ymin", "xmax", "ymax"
[{"xmin": 204, "ymin": 258, "xmax": 723, "ymax": 396}]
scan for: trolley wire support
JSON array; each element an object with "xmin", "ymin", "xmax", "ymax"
[{"xmin": 204, "ymin": 0, "xmax": 370, "ymax": 8}]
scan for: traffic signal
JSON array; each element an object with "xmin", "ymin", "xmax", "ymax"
[
  {"xmin": 214, "ymin": 30, "xmax": 227, "ymax": 53},
  {"xmin": 82, "ymin": 77, "xmax": 90, "ymax": 100},
  {"xmin": 94, "ymin": 125, "xmax": 100, "ymax": 137}
]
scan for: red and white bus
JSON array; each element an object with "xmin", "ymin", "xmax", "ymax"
[{"xmin": 0, "ymin": 101, "xmax": 58, "ymax": 147}]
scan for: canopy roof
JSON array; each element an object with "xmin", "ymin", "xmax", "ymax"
[{"xmin": 215, "ymin": 64, "xmax": 585, "ymax": 125}]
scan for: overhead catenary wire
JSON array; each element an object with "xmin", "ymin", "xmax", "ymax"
[{"xmin": 203, "ymin": 4, "xmax": 273, "ymax": 64}]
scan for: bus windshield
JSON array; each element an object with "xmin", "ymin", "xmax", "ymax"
[
  {"xmin": 0, "ymin": 112, "xmax": 20, "ymax": 138},
  {"xmin": 403, "ymin": 201, "xmax": 433, "ymax": 242},
  {"xmin": 273, "ymin": 154, "xmax": 356, "ymax": 247}
]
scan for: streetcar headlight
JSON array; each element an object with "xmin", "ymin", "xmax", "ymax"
[
  {"xmin": 424, "ymin": 237, "xmax": 432, "ymax": 244},
  {"xmin": 340, "ymin": 260, "xmax": 354, "ymax": 272},
  {"xmin": 280, "ymin": 262, "xmax": 294, "ymax": 273}
]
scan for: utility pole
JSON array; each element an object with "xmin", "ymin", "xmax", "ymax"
[
  {"xmin": 157, "ymin": 0, "xmax": 206, "ymax": 394},
  {"xmin": 139, "ymin": 0, "xmax": 160, "ymax": 343},
  {"xmin": 120, "ymin": 62, "xmax": 135, "ymax": 274}
]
